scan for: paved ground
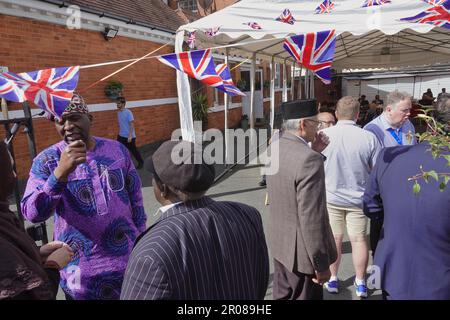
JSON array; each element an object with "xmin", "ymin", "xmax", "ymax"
[{"xmin": 16, "ymin": 137, "xmax": 382, "ymax": 300}]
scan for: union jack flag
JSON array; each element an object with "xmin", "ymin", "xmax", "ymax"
[
  {"xmin": 362, "ymin": 0, "xmax": 391, "ymax": 7},
  {"xmin": 0, "ymin": 74, "xmax": 25, "ymax": 103},
  {"xmin": 0, "ymin": 66, "xmax": 80, "ymax": 118},
  {"xmin": 283, "ymin": 30, "xmax": 336, "ymax": 84},
  {"xmin": 187, "ymin": 31, "xmax": 196, "ymax": 49},
  {"xmin": 215, "ymin": 64, "xmax": 246, "ymax": 96},
  {"xmin": 276, "ymin": 8, "xmax": 296, "ymax": 25},
  {"xmin": 400, "ymin": 3, "xmax": 450, "ymax": 29},
  {"xmin": 423, "ymin": 0, "xmax": 446, "ymax": 6},
  {"xmin": 204, "ymin": 26, "xmax": 220, "ymax": 37},
  {"xmin": 157, "ymin": 49, "xmax": 225, "ymax": 91},
  {"xmin": 315, "ymin": 0, "xmax": 335, "ymax": 14},
  {"xmin": 243, "ymin": 22, "xmax": 262, "ymax": 30}
]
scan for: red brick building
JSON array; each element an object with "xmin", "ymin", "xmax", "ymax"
[{"xmin": 0, "ymin": 0, "xmax": 297, "ymax": 178}]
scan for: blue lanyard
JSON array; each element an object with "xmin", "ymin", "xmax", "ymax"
[{"xmin": 388, "ymin": 127, "xmax": 403, "ymax": 145}]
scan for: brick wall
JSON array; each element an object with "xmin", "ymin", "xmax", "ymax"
[
  {"xmin": 206, "ymin": 107, "xmax": 242, "ymax": 130},
  {"xmin": 0, "ymin": 14, "xmax": 181, "ymax": 178}
]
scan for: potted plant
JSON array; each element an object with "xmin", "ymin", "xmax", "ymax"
[
  {"xmin": 105, "ymin": 80, "xmax": 123, "ymax": 100},
  {"xmin": 237, "ymin": 79, "xmax": 247, "ymax": 92},
  {"xmin": 241, "ymin": 114, "xmax": 249, "ymax": 130},
  {"xmin": 191, "ymin": 92, "xmax": 209, "ymax": 130}
]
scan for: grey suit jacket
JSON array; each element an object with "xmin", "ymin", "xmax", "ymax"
[{"xmin": 267, "ymin": 132, "xmax": 337, "ymax": 275}]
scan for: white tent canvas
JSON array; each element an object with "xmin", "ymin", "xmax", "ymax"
[{"xmin": 174, "ymin": 0, "xmax": 450, "ymax": 141}]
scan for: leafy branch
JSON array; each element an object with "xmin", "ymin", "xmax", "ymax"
[{"xmin": 409, "ymin": 109, "xmax": 450, "ymax": 194}]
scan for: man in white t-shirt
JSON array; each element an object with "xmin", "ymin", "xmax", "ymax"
[{"xmin": 321, "ymin": 96, "xmax": 382, "ymax": 298}]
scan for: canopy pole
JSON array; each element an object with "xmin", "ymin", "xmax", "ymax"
[
  {"xmin": 310, "ymin": 72, "xmax": 315, "ymax": 99},
  {"xmin": 250, "ymin": 53, "xmax": 256, "ymax": 131},
  {"xmin": 175, "ymin": 30, "xmax": 195, "ymax": 142},
  {"xmin": 298, "ymin": 65, "xmax": 303, "ymax": 100},
  {"xmin": 270, "ymin": 56, "xmax": 275, "ymax": 130},
  {"xmin": 224, "ymin": 49, "xmax": 230, "ymax": 164},
  {"xmin": 305, "ymin": 70, "xmax": 309, "ymax": 99},
  {"xmin": 290, "ymin": 61, "xmax": 296, "ymax": 101},
  {"xmin": 282, "ymin": 59, "xmax": 288, "ymax": 103},
  {"xmin": 1, "ymin": 98, "xmax": 8, "ymax": 120}
]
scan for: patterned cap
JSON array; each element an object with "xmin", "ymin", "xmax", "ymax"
[{"xmin": 61, "ymin": 92, "xmax": 89, "ymax": 116}]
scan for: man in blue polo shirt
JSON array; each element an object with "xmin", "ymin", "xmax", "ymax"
[
  {"xmin": 364, "ymin": 90, "xmax": 416, "ymax": 148},
  {"xmin": 363, "ymin": 90, "xmax": 416, "ymax": 257},
  {"xmin": 117, "ymin": 97, "xmax": 144, "ymax": 169}
]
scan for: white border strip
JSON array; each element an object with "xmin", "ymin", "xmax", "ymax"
[
  {"xmin": 0, "ymin": 97, "xmax": 178, "ymax": 120},
  {"xmin": 208, "ymin": 102, "xmax": 242, "ymax": 113}
]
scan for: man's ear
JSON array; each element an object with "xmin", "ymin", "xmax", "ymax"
[{"xmin": 299, "ymin": 119, "xmax": 305, "ymax": 132}]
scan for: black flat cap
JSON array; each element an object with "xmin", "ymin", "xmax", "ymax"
[
  {"xmin": 145, "ymin": 140, "xmax": 215, "ymax": 193},
  {"xmin": 281, "ymin": 99, "xmax": 318, "ymax": 120}
]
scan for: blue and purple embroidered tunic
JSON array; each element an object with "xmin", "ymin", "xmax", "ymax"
[{"xmin": 21, "ymin": 137, "xmax": 147, "ymax": 300}]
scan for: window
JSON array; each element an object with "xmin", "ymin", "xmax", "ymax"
[
  {"xmin": 274, "ymin": 63, "xmax": 281, "ymax": 88},
  {"xmin": 179, "ymin": 0, "xmax": 198, "ymax": 11}
]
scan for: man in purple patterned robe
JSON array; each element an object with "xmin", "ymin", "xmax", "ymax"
[{"xmin": 21, "ymin": 93, "xmax": 147, "ymax": 300}]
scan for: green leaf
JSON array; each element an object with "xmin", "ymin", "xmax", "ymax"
[
  {"xmin": 413, "ymin": 182, "xmax": 421, "ymax": 195},
  {"xmin": 423, "ymin": 172, "xmax": 429, "ymax": 183},
  {"xmin": 444, "ymin": 155, "xmax": 450, "ymax": 167},
  {"xmin": 444, "ymin": 176, "xmax": 450, "ymax": 185},
  {"xmin": 428, "ymin": 170, "xmax": 439, "ymax": 182},
  {"xmin": 439, "ymin": 182, "xmax": 446, "ymax": 192}
]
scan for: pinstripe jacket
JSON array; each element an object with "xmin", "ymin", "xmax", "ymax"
[{"xmin": 120, "ymin": 197, "xmax": 269, "ymax": 300}]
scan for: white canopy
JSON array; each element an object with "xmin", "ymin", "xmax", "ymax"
[{"xmin": 174, "ymin": 0, "xmax": 450, "ymax": 141}]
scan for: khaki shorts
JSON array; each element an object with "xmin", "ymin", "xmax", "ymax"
[{"xmin": 327, "ymin": 203, "xmax": 368, "ymax": 237}]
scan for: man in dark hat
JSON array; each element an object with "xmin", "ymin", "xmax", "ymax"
[
  {"xmin": 121, "ymin": 140, "xmax": 269, "ymax": 300},
  {"xmin": 266, "ymin": 99, "xmax": 337, "ymax": 300},
  {"xmin": 21, "ymin": 93, "xmax": 147, "ymax": 300}
]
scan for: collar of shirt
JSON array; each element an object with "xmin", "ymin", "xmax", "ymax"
[
  {"xmin": 285, "ymin": 131, "xmax": 309, "ymax": 145},
  {"xmin": 380, "ymin": 113, "xmax": 401, "ymax": 133},
  {"xmin": 336, "ymin": 120, "xmax": 357, "ymax": 126},
  {"xmin": 158, "ymin": 202, "xmax": 182, "ymax": 214}
]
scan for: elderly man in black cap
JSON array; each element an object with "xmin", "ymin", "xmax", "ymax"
[
  {"xmin": 266, "ymin": 99, "xmax": 337, "ymax": 300},
  {"xmin": 121, "ymin": 140, "xmax": 270, "ymax": 300}
]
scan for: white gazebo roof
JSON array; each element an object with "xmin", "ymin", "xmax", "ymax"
[{"xmin": 173, "ymin": 0, "xmax": 450, "ymax": 141}]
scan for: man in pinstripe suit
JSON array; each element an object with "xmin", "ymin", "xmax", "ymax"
[{"xmin": 120, "ymin": 140, "xmax": 269, "ymax": 300}]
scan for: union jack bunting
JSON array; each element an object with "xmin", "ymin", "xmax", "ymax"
[
  {"xmin": 187, "ymin": 31, "xmax": 196, "ymax": 49},
  {"xmin": 362, "ymin": 0, "xmax": 391, "ymax": 7},
  {"xmin": 0, "ymin": 74, "xmax": 25, "ymax": 103},
  {"xmin": 400, "ymin": 3, "xmax": 450, "ymax": 29},
  {"xmin": 243, "ymin": 22, "xmax": 262, "ymax": 30},
  {"xmin": 423, "ymin": 0, "xmax": 446, "ymax": 6},
  {"xmin": 276, "ymin": 8, "xmax": 296, "ymax": 25},
  {"xmin": 157, "ymin": 49, "xmax": 225, "ymax": 91},
  {"xmin": 0, "ymin": 66, "xmax": 80, "ymax": 118},
  {"xmin": 204, "ymin": 26, "xmax": 220, "ymax": 37},
  {"xmin": 283, "ymin": 30, "xmax": 336, "ymax": 84},
  {"xmin": 315, "ymin": 0, "xmax": 335, "ymax": 14},
  {"xmin": 215, "ymin": 64, "xmax": 245, "ymax": 96}
]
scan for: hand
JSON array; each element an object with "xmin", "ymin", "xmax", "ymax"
[
  {"xmin": 54, "ymin": 140, "xmax": 87, "ymax": 181},
  {"xmin": 46, "ymin": 246, "xmax": 74, "ymax": 270},
  {"xmin": 311, "ymin": 131, "xmax": 330, "ymax": 153},
  {"xmin": 40, "ymin": 241, "xmax": 73, "ymax": 261},
  {"xmin": 312, "ymin": 268, "xmax": 331, "ymax": 285},
  {"xmin": 127, "ymin": 136, "xmax": 132, "ymax": 143}
]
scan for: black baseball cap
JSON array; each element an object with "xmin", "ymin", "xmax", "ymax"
[{"xmin": 145, "ymin": 140, "xmax": 215, "ymax": 193}]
